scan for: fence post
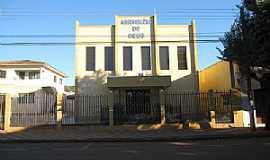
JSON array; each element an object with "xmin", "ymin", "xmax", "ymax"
[
  {"xmin": 160, "ymin": 90, "xmax": 166, "ymax": 125},
  {"xmin": 56, "ymin": 94, "xmax": 63, "ymax": 127},
  {"xmin": 4, "ymin": 94, "xmax": 12, "ymax": 132},
  {"xmin": 108, "ymin": 94, "xmax": 114, "ymax": 127}
]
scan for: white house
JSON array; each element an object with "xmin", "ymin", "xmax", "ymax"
[{"xmin": 0, "ymin": 60, "xmax": 66, "ymax": 96}]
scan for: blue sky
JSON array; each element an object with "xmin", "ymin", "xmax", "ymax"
[{"xmin": 0, "ymin": 0, "xmax": 241, "ymax": 85}]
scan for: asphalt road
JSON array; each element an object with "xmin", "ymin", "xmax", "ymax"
[{"xmin": 1, "ymin": 138, "xmax": 270, "ymax": 160}]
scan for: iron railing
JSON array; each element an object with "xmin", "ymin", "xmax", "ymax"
[
  {"xmin": 163, "ymin": 91, "xmax": 234, "ymax": 123},
  {"xmin": 62, "ymin": 95, "xmax": 109, "ymax": 125},
  {"xmin": 113, "ymin": 103, "xmax": 161, "ymax": 124},
  {"xmin": 10, "ymin": 93, "xmax": 56, "ymax": 127}
]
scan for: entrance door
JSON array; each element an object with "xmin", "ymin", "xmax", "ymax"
[
  {"xmin": 126, "ymin": 89, "xmax": 150, "ymax": 113},
  {"xmin": 126, "ymin": 89, "xmax": 153, "ymax": 123}
]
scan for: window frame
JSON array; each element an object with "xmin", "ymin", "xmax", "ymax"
[
  {"xmin": 104, "ymin": 46, "xmax": 115, "ymax": 71},
  {"xmin": 29, "ymin": 71, "xmax": 40, "ymax": 80},
  {"xmin": 54, "ymin": 75, "xmax": 57, "ymax": 83},
  {"xmin": 0, "ymin": 70, "xmax": 6, "ymax": 78},
  {"xmin": 59, "ymin": 78, "xmax": 63, "ymax": 85},
  {"xmin": 16, "ymin": 71, "xmax": 26, "ymax": 80},
  {"xmin": 177, "ymin": 46, "xmax": 188, "ymax": 70},
  {"xmin": 141, "ymin": 46, "xmax": 151, "ymax": 70},
  {"xmin": 159, "ymin": 46, "xmax": 170, "ymax": 70},
  {"xmin": 123, "ymin": 46, "xmax": 133, "ymax": 71},
  {"xmin": 86, "ymin": 46, "xmax": 96, "ymax": 71}
]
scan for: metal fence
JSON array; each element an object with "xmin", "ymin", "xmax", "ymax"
[
  {"xmin": 10, "ymin": 93, "xmax": 56, "ymax": 127},
  {"xmin": 0, "ymin": 95, "xmax": 4, "ymax": 130},
  {"xmin": 113, "ymin": 103, "xmax": 161, "ymax": 124},
  {"xmin": 62, "ymin": 95, "xmax": 109, "ymax": 125},
  {"xmin": 163, "ymin": 91, "xmax": 234, "ymax": 123},
  {"xmin": 7, "ymin": 90, "xmax": 234, "ymax": 128}
]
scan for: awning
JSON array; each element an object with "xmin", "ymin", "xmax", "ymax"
[{"xmin": 107, "ymin": 76, "xmax": 171, "ymax": 88}]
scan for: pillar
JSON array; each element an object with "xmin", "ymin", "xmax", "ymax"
[
  {"xmin": 160, "ymin": 90, "xmax": 166, "ymax": 125},
  {"xmin": 4, "ymin": 94, "xmax": 12, "ymax": 132},
  {"xmin": 56, "ymin": 94, "xmax": 63, "ymax": 127},
  {"xmin": 189, "ymin": 20, "xmax": 199, "ymax": 93},
  {"xmin": 108, "ymin": 93, "xmax": 114, "ymax": 127},
  {"xmin": 151, "ymin": 15, "xmax": 159, "ymax": 76}
]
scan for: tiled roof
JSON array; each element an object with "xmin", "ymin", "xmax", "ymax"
[{"xmin": 0, "ymin": 60, "xmax": 45, "ymax": 65}]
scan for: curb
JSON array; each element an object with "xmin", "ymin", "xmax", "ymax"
[{"xmin": 0, "ymin": 132, "xmax": 269, "ymax": 143}]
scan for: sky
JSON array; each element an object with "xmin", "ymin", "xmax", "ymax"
[{"xmin": 0, "ymin": 0, "xmax": 241, "ymax": 85}]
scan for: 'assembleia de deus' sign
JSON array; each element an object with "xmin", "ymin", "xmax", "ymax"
[{"xmin": 120, "ymin": 18, "xmax": 151, "ymax": 39}]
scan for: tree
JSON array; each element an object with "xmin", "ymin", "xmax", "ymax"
[{"xmin": 218, "ymin": 1, "xmax": 270, "ymax": 130}]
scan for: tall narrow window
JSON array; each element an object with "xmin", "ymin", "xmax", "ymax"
[
  {"xmin": 159, "ymin": 46, "xmax": 169, "ymax": 70},
  {"xmin": 86, "ymin": 47, "xmax": 95, "ymax": 71},
  {"xmin": 0, "ymin": 70, "xmax": 6, "ymax": 78},
  {"xmin": 54, "ymin": 76, "xmax": 57, "ymax": 83},
  {"xmin": 104, "ymin": 47, "xmax": 115, "ymax": 71},
  {"xmin": 123, "ymin": 47, "xmax": 132, "ymax": 71},
  {"xmin": 59, "ymin": 78, "xmax": 63, "ymax": 85},
  {"xmin": 141, "ymin": 46, "xmax": 151, "ymax": 70},
  {"xmin": 177, "ymin": 46, "xmax": 188, "ymax": 70}
]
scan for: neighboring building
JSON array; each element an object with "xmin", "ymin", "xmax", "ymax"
[
  {"xmin": 199, "ymin": 61, "xmax": 242, "ymax": 92},
  {"xmin": 199, "ymin": 60, "xmax": 262, "ymax": 126},
  {"xmin": 0, "ymin": 60, "xmax": 66, "ymax": 96},
  {"xmin": 199, "ymin": 60, "xmax": 261, "ymax": 101},
  {"xmin": 75, "ymin": 15, "xmax": 199, "ymax": 102}
]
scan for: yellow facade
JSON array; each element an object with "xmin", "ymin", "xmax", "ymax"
[{"xmin": 199, "ymin": 61, "xmax": 238, "ymax": 92}]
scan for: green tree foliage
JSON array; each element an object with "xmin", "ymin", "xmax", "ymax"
[
  {"xmin": 219, "ymin": 1, "xmax": 270, "ymax": 129},
  {"xmin": 219, "ymin": 1, "xmax": 270, "ymax": 83}
]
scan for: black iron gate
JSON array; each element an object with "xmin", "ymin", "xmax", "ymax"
[
  {"xmin": 113, "ymin": 90, "xmax": 161, "ymax": 124},
  {"xmin": 0, "ymin": 95, "xmax": 5, "ymax": 130},
  {"xmin": 10, "ymin": 93, "xmax": 57, "ymax": 127},
  {"xmin": 62, "ymin": 95, "xmax": 109, "ymax": 125}
]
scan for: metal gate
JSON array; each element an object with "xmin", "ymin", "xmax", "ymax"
[
  {"xmin": 62, "ymin": 95, "xmax": 109, "ymax": 125},
  {"xmin": 10, "ymin": 93, "xmax": 56, "ymax": 127},
  {"xmin": 113, "ymin": 90, "xmax": 161, "ymax": 124},
  {"xmin": 0, "ymin": 95, "xmax": 5, "ymax": 130}
]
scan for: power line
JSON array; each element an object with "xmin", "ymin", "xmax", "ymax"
[
  {"xmin": 0, "ymin": 40, "xmax": 223, "ymax": 46},
  {"xmin": 0, "ymin": 34, "xmax": 225, "ymax": 38}
]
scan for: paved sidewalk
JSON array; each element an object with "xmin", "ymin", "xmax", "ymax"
[{"xmin": 0, "ymin": 125, "xmax": 270, "ymax": 142}]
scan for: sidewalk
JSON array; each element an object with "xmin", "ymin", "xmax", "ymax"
[{"xmin": 1, "ymin": 125, "xmax": 270, "ymax": 142}]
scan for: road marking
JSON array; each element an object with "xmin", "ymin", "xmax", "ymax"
[
  {"xmin": 169, "ymin": 142, "xmax": 193, "ymax": 146},
  {"xmin": 121, "ymin": 150, "xmax": 139, "ymax": 154}
]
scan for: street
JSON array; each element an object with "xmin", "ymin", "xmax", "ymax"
[{"xmin": 1, "ymin": 138, "xmax": 270, "ymax": 160}]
